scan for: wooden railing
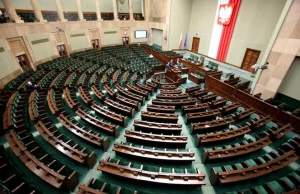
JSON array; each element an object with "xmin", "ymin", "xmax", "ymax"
[
  {"xmin": 205, "ymin": 75, "xmax": 300, "ymax": 133},
  {"xmin": 142, "ymin": 45, "xmax": 183, "ymax": 65}
]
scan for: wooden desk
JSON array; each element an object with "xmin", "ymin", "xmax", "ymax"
[
  {"xmin": 188, "ymin": 73, "xmax": 204, "ymax": 84},
  {"xmin": 180, "ymin": 59, "xmax": 211, "ymax": 76},
  {"xmin": 165, "ymin": 68, "xmax": 187, "ymax": 84},
  {"xmin": 124, "ymin": 129, "xmax": 188, "ymax": 147},
  {"xmin": 142, "ymin": 46, "xmax": 183, "ymax": 65}
]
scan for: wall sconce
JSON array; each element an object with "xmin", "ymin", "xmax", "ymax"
[{"xmin": 164, "ymin": 36, "xmax": 167, "ymax": 40}]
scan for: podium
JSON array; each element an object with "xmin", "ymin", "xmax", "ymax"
[{"xmin": 165, "ymin": 68, "xmax": 187, "ymax": 84}]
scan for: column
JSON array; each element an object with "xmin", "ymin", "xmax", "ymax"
[
  {"xmin": 145, "ymin": 0, "xmax": 150, "ymax": 21},
  {"xmin": 252, "ymin": 0, "xmax": 295, "ymax": 99},
  {"xmin": 94, "ymin": 0, "xmax": 102, "ymax": 21},
  {"xmin": 55, "ymin": 0, "xmax": 67, "ymax": 22},
  {"xmin": 113, "ymin": 0, "xmax": 118, "ymax": 20},
  {"xmin": 30, "ymin": 0, "xmax": 47, "ymax": 22},
  {"xmin": 129, "ymin": 0, "xmax": 134, "ymax": 20},
  {"xmin": 2, "ymin": 0, "xmax": 24, "ymax": 23},
  {"xmin": 76, "ymin": 0, "xmax": 85, "ymax": 21}
]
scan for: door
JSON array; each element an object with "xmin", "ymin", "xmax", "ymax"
[
  {"xmin": 57, "ymin": 45, "xmax": 67, "ymax": 56},
  {"xmin": 191, "ymin": 37, "xmax": 200, "ymax": 53},
  {"xmin": 16, "ymin": 54, "xmax": 31, "ymax": 72},
  {"xmin": 241, "ymin": 48, "xmax": 261, "ymax": 71},
  {"xmin": 91, "ymin": 39, "xmax": 99, "ymax": 49},
  {"xmin": 122, "ymin": 37, "xmax": 129, "ymax": 45}
]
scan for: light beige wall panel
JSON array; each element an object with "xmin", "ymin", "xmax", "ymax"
[
  {"xmin": 117, "ymin": 0, "xmax": 129, "ymax": 13},
  {"xmin": 100, "ymin": 0, "xmax": 113, "ymax": 12},
  {"xmin": 10, "ymin": 40, "xmax": 25, "ymax": 56},
  {"xmin": 133, "ymin": 0, "xmax": 143, "ymax": 13},
  {"xmin": 149, "ymin": 0, "xmax": 170, "ymax": 23},
  {"xmin": 168, "ymin": 0, "xmax": 192, "ymax": 50},
  {"xmin": 81, "ymin": 0, "xmax": 96, "ymax": 12},
  {"xmin": 12, "ymin": 0, "xmax": 33, "ymax": 10},
  {"xmin": 61, "ymin": 0, "xmax": 77, "ymax": 12},
  {"xmin": 0, "ymin": 39, "xmax": 20, "ymax": 79},
  {"xmin": 278, "ymin": 57, "xmax": 300, "ymax": 100},
  {"xmin": 26, "ymin": 33, "xmax": 57, "ymax": 62},
  {"xmin": 188, "ymin": 0, "xmax": 218, "ymax": 55},
  {"xmin": 54, "ymin": 33, "xmax": 65, "ymax": 45},
  {"xmin": 226, "ymin": 39, "xmax": 267, "ymax": 67},
  {"xmin": 67, "ymin": 29, "xmax": 91, "ymax": 51},
  {"xmin": 38, "ymin": 0, "xmax": 57, "ymax": 11},
  {"xmin": 152, "ymin": 28, "xmax": 163, "ymax": 46},
  {"xmin": 101, "ymin": 28, "xmax": 121, "ymax": 45},
  {"xmin": 226, "ymin": 0, "xmax": 286, "ymax": 66}
]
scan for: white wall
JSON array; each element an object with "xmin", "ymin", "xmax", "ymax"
[
  {"xmin": 168, "ymin": 0, "xmax": 193, "ymax": 50},
  {"xmin": 67, "ymin": 30, "xmax": 91, "ymax": 51},
  {"xmin": 100, "ymin": 0, "xmax": 114, "ymax": 12},
  {"xmin": 279, "ymin": 57, "xmax": 300, "ymax": 101},
  {"xmin": 101, "ymin": 28, "xmax": 121, "ymax": 45},
  {"xmin": 26, "ymin": 33, "xmax": 57, "ymax": 62},
  {"xmin": 133, "ymin": 0, "xmax": 143, "ymax": 13},
  {"xmin": 117, "ymin": 0, "xmax": 129, "ymax": 13},
  {"xmin": 152, "ymin": 28, "xmax": 163, "ymax": 46},
  {"xmin": 81, "ymin": 0, "xmax": 96, "ymax": 12},
  {"xmin": 188, "ymin": 0, "xmax": 218, "ymax": 55},
  {"xmin": 12, "ymin": 0, "xmax": 33, "ymax": 10},
  {"xmin": 0, "ymin": 40, "xmax": 20, "ymax": 79},
  {"xmin": 226, "ymin": 0, "xmax": 287, "ymax": 67},
  {"xmin": 38, "ymin": 0, "xmax": 57, "ymax": 11},
  {"xmin": 61, "ymin": 0, "xmax": 77, "ymax": 12}
]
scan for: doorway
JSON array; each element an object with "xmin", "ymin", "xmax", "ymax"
[
  {"xmin": 241, "ymin": 48, "xmax": 261, "ymax": 71},
  {"xmin": 191, "ymin": 37, "xmax": 200, "ymax": 53},
  {"xmin": 16, "ymin": 54, "xmax": 31, "ymax": 72},
  {"xmin": 57, "ymin": 45, "xmax": 67, "ymax": 56},
  {"xmin": 91, "ymin": 39, "xmax": 99, "ymax": 49},
  {"xmin": 122, "ymin": 37, "xmax": 129, "ymax": 45}
]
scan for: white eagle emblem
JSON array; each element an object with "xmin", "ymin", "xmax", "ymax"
[{"xmin": 218, "ymin": 5, "xmax": 233, "ymax": 24}]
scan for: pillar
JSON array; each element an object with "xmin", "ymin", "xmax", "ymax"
[
  {"xmin": 252, "ymin": 0, "xmax": 296, "ymax": 99},
  {"xmin": 2, "ymin": 0, "xmax": 24, "ymax": 23},
  {"xmin": 30, "ymin": 0, "xmax": 47, "ymax": 22},
  {"xmin": 129, "ymin": 0, "xmax": 134, "ymax": 20},
  {"xmin": 145, "ymin": 0, "xmax": 150, "ymax": 21},
  {"xmin": 55, "ymin": 0, "xmax": 67, "ymax": 22},
  {"xmin": 113, "ymin": 0, "xmax": 118, "ymax": 20},
  {"xmin": 76, "ymin": 0, "xmax": 85, "ymax": 21},
  {"xmin": 94, "ymin": 0, "xmax": 102, "ymax": 21}
]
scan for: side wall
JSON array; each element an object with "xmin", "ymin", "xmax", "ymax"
[
  {"xmin": 100, "ymin": 0, "xmax": 114, "ymax": 12},
  {"xmin": 188, "ymin": 0, "xmax": 218, "ymax": 55},
  {"xmin": 168, "ymin": 0, "xmax": 192, "ymax": 50},
  {"xmin": 0, "ymin": 39, "xmax": 20, "ymax": 80},
  {"xmin": 278, "ymin": 57, "xmax": 300, "ymax": 101},
  {"xmin": 101, "ymin": 28, "xmax": 121, "ymax": 45},
  {"xmin": 226, "ymin": 0, "xmax": 287, "ymax": 67},
  {"xmin": 152, "ymin": 29, "xmax": 163, "ymax": 46},
  {"xmin": 26, "ymin": 33, "xmax": 58, "ymax": 62},
  {"xmin": 67, "ymin": 30, "xmax": 92, "ymax": 51}
]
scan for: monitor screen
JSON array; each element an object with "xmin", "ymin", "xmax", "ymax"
[{"xmin": 135, "ymin": 30, "xmax": 147, "ymax": 39}]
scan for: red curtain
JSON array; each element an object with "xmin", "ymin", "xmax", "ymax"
[{"xmin": 216, "ymin": 0, "xmax": 241, "ymax": 61}]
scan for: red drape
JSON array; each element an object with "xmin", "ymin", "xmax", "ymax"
[{"xmin": 216, "ymin": 0, "xmax": 241, "ymax": 61}]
